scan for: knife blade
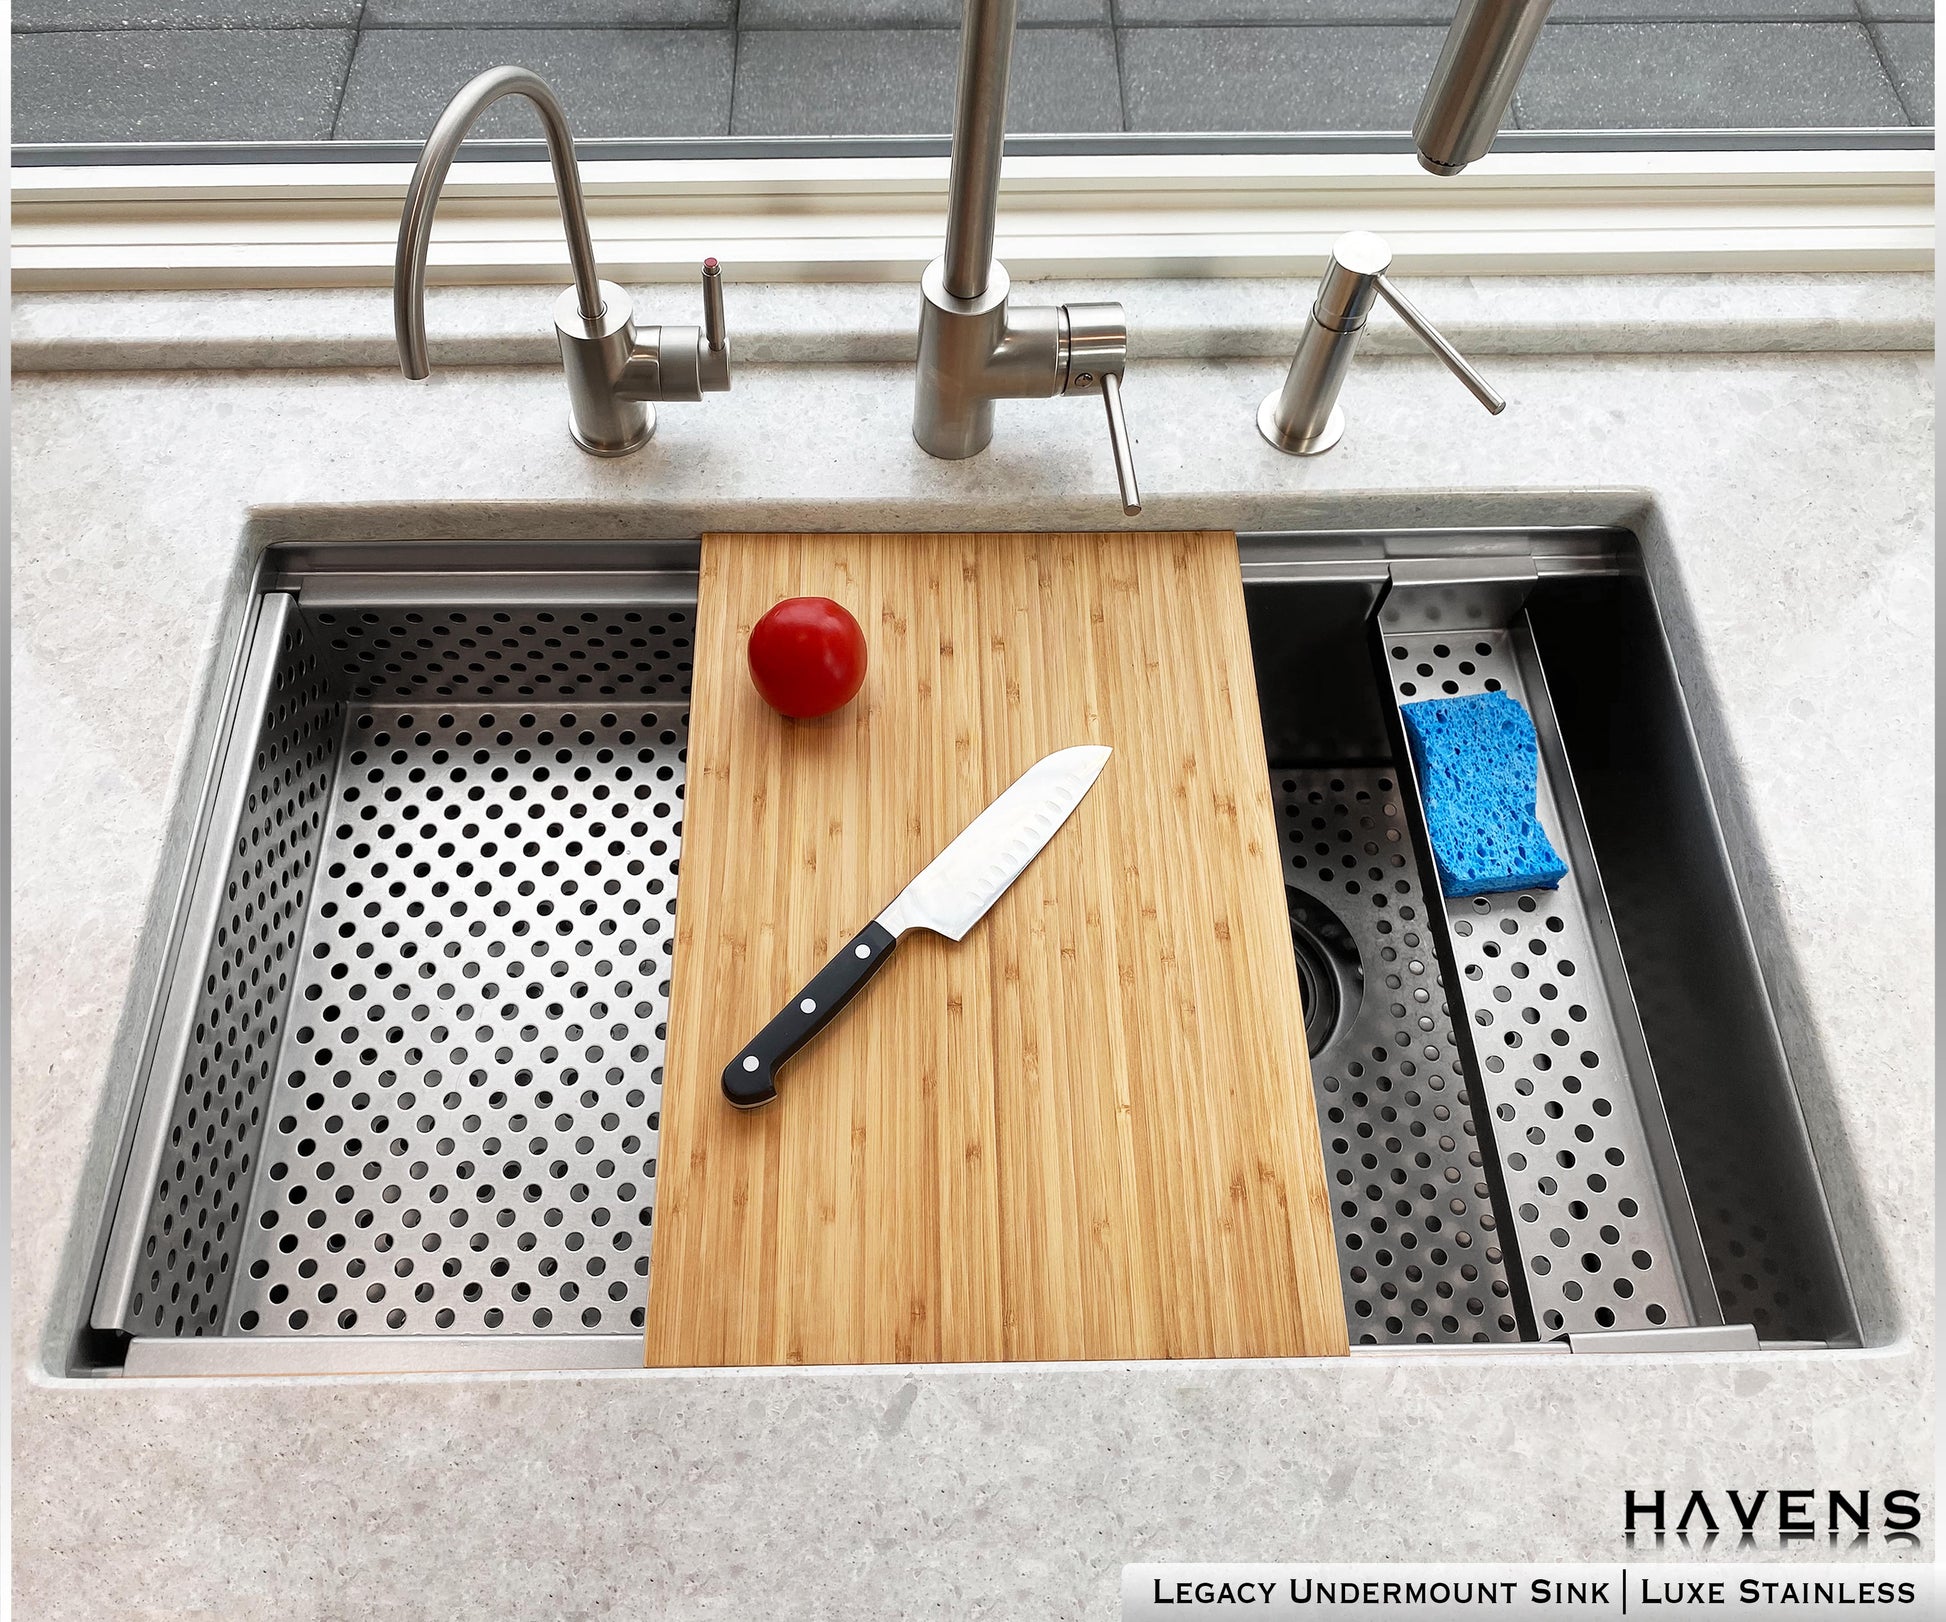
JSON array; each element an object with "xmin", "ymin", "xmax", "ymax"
[{"xmin": 721, "ymin": 744, "xmax": 1112, "ymax": 1108}]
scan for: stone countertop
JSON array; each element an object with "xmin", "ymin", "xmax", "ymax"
[{"xmin": 10, "ymin": 286, "xmax": 1934, "ymax": 1616}]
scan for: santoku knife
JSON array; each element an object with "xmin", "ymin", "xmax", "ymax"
[{"xmin": 722, "ymin": 744, "xmax": 1112, "ymax": 1108}]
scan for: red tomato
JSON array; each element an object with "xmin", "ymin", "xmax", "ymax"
[{"xmin": 746, "ymin": 596, "xmax": 868, "ymax": 719}]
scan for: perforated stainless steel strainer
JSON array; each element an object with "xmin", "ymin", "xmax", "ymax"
[{"xmin": 90, "ymin": 564, "xmax": 696, "ymax": 1368}]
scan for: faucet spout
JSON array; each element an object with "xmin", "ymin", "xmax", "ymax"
[
  {"xmin": 1412, "ymin": 0, "xmax": 1555, "ymax": 176},
  {"xmin": 941, "ymin": 0, "xmax": 1019, "ymax": 300},
  {"xmin": 393, "ymin": 65, "xmax": 604, "ymax": 379}
]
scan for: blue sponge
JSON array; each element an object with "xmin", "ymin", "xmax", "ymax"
[{"xmin": 1401, "ymin": 689, "xmax": 1568, "ymax": 899}]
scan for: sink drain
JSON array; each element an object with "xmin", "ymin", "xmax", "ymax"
[{"xmin": 1287, "ymin": 887, "xmax": 1361, "ymax": 1057}]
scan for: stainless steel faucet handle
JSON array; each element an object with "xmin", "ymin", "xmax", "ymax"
[
  {"xmin": 1370, "ymin": 271, "xmax": 1505, "ymax": 415},
  {"xmin": 612, "ymin": 258, "xmax": 733, "ymax": 404},
  {"xmin": 1100, "ymin": 373, "xmax": 1142, "ymax": 517},
  {"xmin": 1059, "ymin": 302, "xmax": 1142, "ymax": 516},
  {"xmin": 698, "ymin": 257, "xmax": 731, "ymax": 393}
]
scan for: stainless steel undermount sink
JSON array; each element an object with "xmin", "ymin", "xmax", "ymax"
[{"xmin": 68, "ymin": 530, "xmax": 1861, "ymax": 1376}]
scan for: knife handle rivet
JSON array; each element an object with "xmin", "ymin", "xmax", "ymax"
[
  {"xmin": 855, "ymin": 944, "xmax": 871, "ymax": 959},
  {"xmin": 741, "ymin": 1055, "xmax": 759, "ymax": 1072},
  {"xmin": 799, "ymin": 997, "xmax": 817, "ymax": 1014}
]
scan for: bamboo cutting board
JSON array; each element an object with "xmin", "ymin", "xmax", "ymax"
[{"xmin": 644, "ymin": 532, "xmax": 1347, "ymax": 1365}]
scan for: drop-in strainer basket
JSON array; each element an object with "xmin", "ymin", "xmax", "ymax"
[{"xmin": 90, "ymin": 570, "xmax": 696, "ymax": 1370}]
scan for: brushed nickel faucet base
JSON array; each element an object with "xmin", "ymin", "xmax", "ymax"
[
  {"xmin": 554, "ymin": 280, "xmax": 653, "ymax": 456},
  {"xmin": 570, "ymin": 416, "xmax": 654, "ymax": 458},
  {"xmin": 912, "ymin": 258, "xmax": 1030, "ymax": 461},
  {"xmin": 1258, "ymin": 394, "xmax": 1344, "ymax": 456}
]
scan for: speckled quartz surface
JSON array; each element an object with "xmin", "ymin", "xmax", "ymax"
[{"xmin": 10, "ymin": 279, "xmax": 1934, "ymax": 1617}]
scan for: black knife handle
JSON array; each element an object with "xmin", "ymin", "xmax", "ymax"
[{"xmin": 721, "ymin": 919, "xmax": 899, "ymax": 1108}]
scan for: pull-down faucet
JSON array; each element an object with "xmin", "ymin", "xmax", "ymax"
[
  {"xmin": 395, "ymin": 66, "xmax": 730, "ymax": 457},
  {"xmin": 1413, "ymin": 0, "xmax": 1555, "ymax": 176},
  {"xmin": 912, "ymin": 0, "xmax": 1142, "ymax": 515}
]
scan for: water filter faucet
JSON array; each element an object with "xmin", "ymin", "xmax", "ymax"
[{"xmin": 394, "ymin": 65, "xmax": 731, "ymax": 457}]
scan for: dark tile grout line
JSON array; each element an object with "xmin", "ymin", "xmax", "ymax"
[
  {"xmin": 7, "ymin": 18, "xmax": 1146, "ymax": 35},
  {"xmin": 1049, "ymin": 13, "xmax": 1887, "ymax": 22},
  {"xmin": 1854, "ymin": 0, "xmax": 1922, "ymax": 122},
  {"xmin": 10, "ymin": 19, "xmax": 724, "ymax": 30},
  {"xmin": 1106, "ymin": 0, "xmax": 1131, "ymax": 130},
  {"xmin": 329, "ymin": 0, "xmax": 372, "ymax": 140},
  {"xmin": 13, "ymin": 20, "xmax": 356, "ymax": 30},
  {"xmin": 12, "ymin": 13, "xmax": 1925, "ymax": 29},
  {"xmin": 722, "ymin": 29, "xmax": 736, "ymax": 136},
  {"xmin": 1100, "ymin": 5, "xmax": 1879, "ymax": 13}
]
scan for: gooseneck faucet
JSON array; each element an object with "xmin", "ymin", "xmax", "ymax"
[
  {"xmin": 394, "ymin": 65, "xmax": 729, "ymax": 457},
  {"xmin": 913, "ymin": 0, "xmax": 1141, "ymax": 515}
]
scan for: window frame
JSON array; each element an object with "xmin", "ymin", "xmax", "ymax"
[{"xmin": 12, "ymin": 138, "xmax": 1934, "ymax": 292}]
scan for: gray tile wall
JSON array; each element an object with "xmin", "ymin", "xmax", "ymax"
[{"xmin": 12, "ymin": 0, "xmax": 1933, "ymax": 142}]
